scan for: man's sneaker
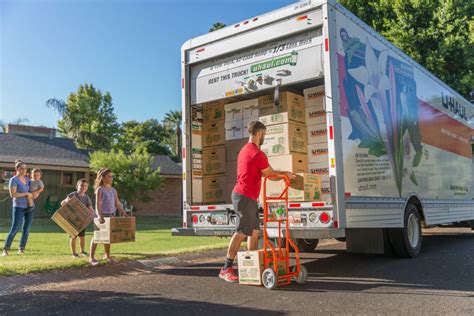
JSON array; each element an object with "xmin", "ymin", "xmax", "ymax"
[
  {"xmin": 219, "ymin": 267, "xmax": 239, "ymax": 283},
  {"xmin": 2, "ymin": 250, "xmax": 8, "ymax": 257}
]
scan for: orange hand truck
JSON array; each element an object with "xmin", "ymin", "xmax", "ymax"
[{"xmin": 261, "ymin": 174, "xmax": 308, "ymax": 290}]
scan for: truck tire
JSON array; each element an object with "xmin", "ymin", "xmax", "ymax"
[
  {"xmin": 294, "ymin": 239, "xmax": 319, "ymax": 252},
  {"xmin": 389, "ymin": 204, "xmax": 422, "ymax": 258}
]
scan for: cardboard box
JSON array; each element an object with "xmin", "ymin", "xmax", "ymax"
[
  {"xmin": 258, "ymin": 112, "xmax": 294, "ymax": 126},
  {"xmin": 203, "ymin": 146, "xmax": 226, "ymax": 175},
  {"xmin": 203, "ymin": 175, "xmax": 227, "ymax": 203},
  {"xmin": 224, "ymin": 102, "xmax": 243, "ymax": 122},
  {"xmin": 305, "ymin": 106, "xmax": 327, "ymax": 125},
  {"xmin": 238, "ymin": 249, "xmax": 287, "ymax": 285},
  {"xmin": 226, "ymin": 139, "xmax": 247, "ymax": 161},
  {"xmin": 268, "ymin": 154, "xmax": 308, "ymax": 173},
  {"xmin": 242, "ymin": 99, "xmax": 259, "ymax": 120},
  {"xmin": 261, "ymin": 173, "xmax": 322, "ymax": 202},
  {"xmin": 242, "ymin": 118, "xmax": 254, "ymax": 138},
  {"xmin": 203, "ymin": 120, "xmax": 225, "ymax": 147},
  {"xmin": 93, "ymin": 216, "xmax": 136, "ymax": 244},
  {"xmin": 307, "ymin": 123, "xmax": 328, "ymax": 144},
  {"xmin": 202, "ymin": 100, "xmax": 224, "ymax": 122},
  {"xmin": 304, "ymin": 86, "xmax": 325, "ymax": 109},
  {"xmin": 258, "ymin": 91, "xmax": 305, "ymax": 124},
  {"xmin": 226, "ymin": 160, "xmax": 238, "ymax": 184},
  {"xmin": 321, "ymin": 180, "xmax": 331, "ymax": 197},
  {"xmin": 52, "ymin": 197, "xmax": 93, "ymax": 237},
  {"xmin": 308, "ymin": 162, "xmax": 329, "ymax": 180},
  {"xmin": 224, "ymin": 121, "xmax": 244, "ymax": 140},
  {"xmin": 192, "ymin": 176, "xmax": 203, "ymax": 203},
  {"xmin": 260, "ymin": 123, "xmax": 307, "ymax": 157},
  {"xmin": 308, "ymin": 143, "xmax": 329, "ymax": 164}
]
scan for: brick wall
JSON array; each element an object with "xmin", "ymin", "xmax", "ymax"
[{"xmin": 131, "ymin": 176, "xmax": 182, "ymax": 216}]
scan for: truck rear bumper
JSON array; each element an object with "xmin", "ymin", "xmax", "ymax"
[{"xmin": 171, "ymin": 227, "xmax": 345, "ymax": 239}]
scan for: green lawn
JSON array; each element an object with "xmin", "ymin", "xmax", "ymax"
[{"xmin": 0, "ymin": 216, "xmax": 229, "ymax": 276}]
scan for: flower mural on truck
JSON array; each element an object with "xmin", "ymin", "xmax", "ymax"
[{"xmin": 339, "ymin": 28, "xmax": 423, "ymax": 196}]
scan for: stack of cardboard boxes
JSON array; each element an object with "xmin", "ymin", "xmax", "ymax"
[
  {"xmin": 224, "ymin": 99, "xmax": 259, "ymax": 203},
  {"xmin": 259, "ymin": 91, "xmax": 321, "ymax": 201},
  {"xmin": 304, "ymin": 86, "xmax": 330, "ymax": 200},
  {"xmin": 193, "ymin": 101, "xmax": 227, "ymax": 204}
]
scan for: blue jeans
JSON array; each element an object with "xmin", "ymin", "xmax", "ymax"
[{"xmin": 3, "ymin": 207, "xmax": 35, "ymax": 251}]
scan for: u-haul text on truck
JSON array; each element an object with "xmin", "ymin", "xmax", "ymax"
[{"xmin": 173, "ymin": 0, "xmax": 474, "ymax": 257}]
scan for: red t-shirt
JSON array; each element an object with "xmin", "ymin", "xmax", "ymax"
[{"xmin": 233, "ymin": 142, "xmax": 270, "ymax": 201}]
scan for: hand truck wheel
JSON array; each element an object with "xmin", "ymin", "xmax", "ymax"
[
  {"xmin": 262, "ymin": 268, "xmax": 278, "ymax": 290},
  {"xmin": 291, "ymin": 264, "xmax": 308, "ymax": 285}
]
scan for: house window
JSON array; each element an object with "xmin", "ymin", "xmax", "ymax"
[
  {"xmin": 62, "ymin": 172, "xmax": 74, "ymax": 186},
  {"xmin": 2, "ymin": 169, "xmax": 15, "ymax": 191}
]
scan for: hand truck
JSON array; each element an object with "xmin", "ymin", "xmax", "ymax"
[{"xmin": 261, "ymin": 174, "xmax": 308, "ymax": 290}]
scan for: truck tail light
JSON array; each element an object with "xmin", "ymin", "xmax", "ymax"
[
  {"xmin": 319, "ymin": 212, "xmax": 330, "ymax": 224},
  {"xmin": 192, "ymin": 215, "xmax": 199, "ymax": 224}
]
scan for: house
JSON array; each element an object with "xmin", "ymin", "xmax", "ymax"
[
  {"xmin": 0, "ymin": 124, "xmax": 183, "ymax": 218},
  {"xmin": 0, "ymin": 125, "xmax": 91, "ymax": 218}
]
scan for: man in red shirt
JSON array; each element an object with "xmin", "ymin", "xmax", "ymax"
[{"xmin": 219, "ymin": 121, "xmax": 295, "ymax": 283}]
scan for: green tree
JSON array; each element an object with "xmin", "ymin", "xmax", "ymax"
[
  {"xmin": 209, "ymin": 22, "xmax": 226, "ymax": 32},
  {"xmin": 114, "ymin": 119, "xmax": 172, "ymax": 156},
  {"xmin": 89, "ymin": 149, "xmax": 163, "ymax": 203},
  {"xmin": 46, "ymin": 83, "xmax": 120, "ymax": 150},
  {"xmin": 338, "ymin": 0, "xmax": 474, "ymax": 98},
  {"xmin": 163, "ymin": 110, "xmax": 182, "ymax": 161}
]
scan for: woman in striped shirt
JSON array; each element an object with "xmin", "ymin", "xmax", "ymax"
[{"xmin": 89, "ymin": 168, "xmax": 128, "ymax": 266}]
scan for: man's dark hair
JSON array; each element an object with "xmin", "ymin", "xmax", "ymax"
[{"xmin": 247, "ymin": 121, "xmax": 266, "ymax": 136}]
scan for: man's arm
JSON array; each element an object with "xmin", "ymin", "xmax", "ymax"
[{"xmin": 261, "ymin": 166, "xmax": 295, "ymax": 180}]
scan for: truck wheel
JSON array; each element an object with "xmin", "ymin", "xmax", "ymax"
[
  {"xmin": 294, "ymin": 239, "xmax": 319, "ymax": 252},
  {"xmin": 389, "ymin": 204, "xmax": 422, "ymax": 258}
]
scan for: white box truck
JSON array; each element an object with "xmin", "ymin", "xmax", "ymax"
[{"xmin": 173, "ymin": 0, "xmax": 474, "ymax": 257}]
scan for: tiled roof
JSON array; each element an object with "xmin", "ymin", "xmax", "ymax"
[
  {"xmin": 0, "ymin": 133, "xmax": 90, "ymax": 168},
  {"xmin": 150, "ymin": 155, "xmax": 182, "ymax": 175}
]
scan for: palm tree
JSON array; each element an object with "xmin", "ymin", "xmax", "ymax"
[
  {"xmin": 163, "ymin": 110, "xmax": 182, "ymax": 160},
  {"xmin": 209, "ymin": 22, "xmax": 226, "ymax": 32}
]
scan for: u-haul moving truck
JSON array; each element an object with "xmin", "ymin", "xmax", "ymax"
[{"xmin": 173, "ymin": 0, "xmax": 474, "ymax": 257}]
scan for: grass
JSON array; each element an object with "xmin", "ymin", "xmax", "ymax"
[{"xmin": 0, "ymin": 216, "xmax": 229, "ymax": 276}]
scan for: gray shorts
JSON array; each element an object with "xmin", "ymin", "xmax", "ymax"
[{"xmin": 232, "ymin": 191, "xmax": 259, "ymax": 237}]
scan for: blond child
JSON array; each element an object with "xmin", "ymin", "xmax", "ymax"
[
  {"xmin": 27, "ymin": 168, "xmax": 44, "ymax": 210},
  {"xmin": 89, "ymin": 168, "xmax": 128, "ymax": 266},
  {"xmin": 61, "ymin": 179, "xmax": 94, "ymax": 258}
]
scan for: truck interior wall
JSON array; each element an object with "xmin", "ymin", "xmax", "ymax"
[{"xmin": 189, "ymin": 78, "xmax": 333, "ymax": 206}]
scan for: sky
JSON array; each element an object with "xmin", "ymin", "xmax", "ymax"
[{"xmin": 0, "ymin": 0, "xmax": 296, "ymax": 128}]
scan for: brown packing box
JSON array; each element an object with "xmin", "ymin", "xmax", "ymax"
[
  {"xmin": 260, "ymin": 122, "xmax": 307, "ymax": 157},
  {"xmin": 268, "ymin": 154, "xmax": 308, "ymax": 173},
  {"xmin": 192, "ymin": 148, "xmax": 203, "ymax": 177},
  {"xmin": 258, "ymin": 91, "xmax": 305, "ymax": 124},
  {"xmin": 260, "ymin": 173, "xmax": 321, "ymax": 202},
  {"xmin": 238, "ymin": 249, "xmax": 287, "ymax": 285},
  {"xmin": 202, "ymin": 146, "xmax": 226, "ymax": 175},
  {"xmin": 93, "ymin": 216, "xmax": 136, "ymax": 244},
  {"xmin": 203, "ymin": 175, "xmax": 227, "ymax": 203},
  {"xmin": 226, "ymin": 139, "xmax": 247, "ymax": 161},
  {"xmin": 52, "ymin": 197, "xmax": 93, "ymax": 237},
  {"xmin": 202, "ymin": 100, "xmax": 224, "ymax": 122},
  {"xmin": 192, "ymin": 176, "xmax": 203, "ymax": 204},
  {"xmin": 203, "ymin": 120, "xmax": 225, "ymax": 147}
]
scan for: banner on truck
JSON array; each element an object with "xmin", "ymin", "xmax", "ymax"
[
  {"xmin": 190, "ymin": 30, "xmax": 323, "ymax": 105},
  {"xmin": 335, "ymin": 11, "xmax": 474, "ymax": 200}
]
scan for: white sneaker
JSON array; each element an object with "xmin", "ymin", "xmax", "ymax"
[
  {"xmin": 2, "ymin": 250, "xmax": 8, "ymax": 257},
  {"xmin": 18, "ymin": 249, "xmax": 24, "ymax": 255}
]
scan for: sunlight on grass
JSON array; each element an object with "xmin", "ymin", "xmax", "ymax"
[{"xmin": 0, "ymin": 217, "xmax": 229, "ymax": 276}]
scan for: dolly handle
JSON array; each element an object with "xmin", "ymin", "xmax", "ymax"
[{"xmin": 263, "ymin": 174, "xmax": 290, "ymax": 200}]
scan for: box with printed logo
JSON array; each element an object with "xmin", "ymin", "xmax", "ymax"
[
  {"xmin": 307, "ymin": 123, "xmax": 328, "ymax": 145},
  {"xmin": 202, "ymin": 100, "xmax": 224, "ymax": 122},
  {"xmin": 203, "ymin": 120, "xmax": 225, "ymax": 147},
  {"xmin": 260, "ymin": 123, "xmax": 307, "ymax": 157},
  {"xmin": 93, "ymin": 216, "xmax": 136, "ymax": 244},
  {"xmin": 224, "ymin": 121, "xmax": 244, "ymax": 140},
  {"xmin": 202, "ymin": 175, "xmax": 227, "ymax": 203},
  {"xmin": 258, "ymin": 91, "xmax": 305, "ymax": 124},
  {"xmin": 52, "ymin": 197, "xmax": 93, "ymax": 237},
  {"xmin": 242, "ymin": 99, "xmax": 259, "ymax": 120},
  {"xmin": 237, "ymin": 249, "xmax": 287, "ymax": 285},
  {"xmin": 304, "ymin": 86, "xmax": 325, "ymax": 109},
  {"xmin": 224, "ymin": 102, "xmax": 244, "ymax": 123},
  {"xmin": 202, "ymin": 146, "xmax": 226, "ymax": 175},
  {"xmin": 261, "ymin": 173, "xmax": 321, "ymax": 202},
  {"xmin": 307, "ymin": 143, "xmax": 329, "ymax": 164},
  {"xmin": 305, "ymin": 106, "xmax": 327, "ymax": 126},
  {"xmin": 192, "ymin": 148, "xmax": 203, "ymax": 176}
]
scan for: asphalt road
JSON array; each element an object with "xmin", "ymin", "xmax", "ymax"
[{"xmin": 0, "ymin": 227, "xmax": 473, "ymax": 315}]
